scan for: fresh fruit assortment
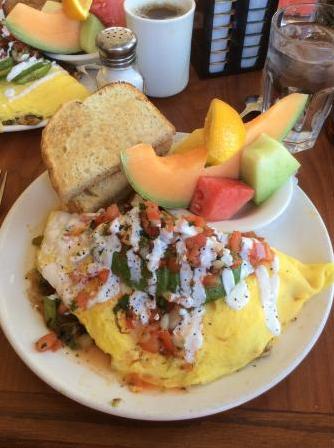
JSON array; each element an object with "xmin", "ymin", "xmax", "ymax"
[
  {"xmin": 120, "ymin": 94, "xmax": 305, "ymax": 222},
  {"xmin": 3, "ymin": 0, "xmax": 125, "ymax": 55}
]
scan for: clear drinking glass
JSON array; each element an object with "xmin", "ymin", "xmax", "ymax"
[{"xmin": 263, "ymin": 2, "xmax": 334, "ymax": 153}]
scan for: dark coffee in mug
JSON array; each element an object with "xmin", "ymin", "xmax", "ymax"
[{"xmin": 136, "ymin": 3, "xmax": 186, "ymax": 19}]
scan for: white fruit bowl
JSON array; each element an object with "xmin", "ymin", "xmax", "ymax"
[{"xmin": 44, "ymin": 51, "xmax": 100, "ymax": 66}]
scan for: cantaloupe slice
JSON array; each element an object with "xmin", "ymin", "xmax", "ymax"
[
  {"xmin": 245, "ymin": 93, "xmax": 308, "ymax": 146},
  {"xmin": 121, "ymin": 144, "xmax": 208, "ymax": 208},
  {"xmin": 5, "ymin": 3, "xmax": 81, "ymax": 54}
]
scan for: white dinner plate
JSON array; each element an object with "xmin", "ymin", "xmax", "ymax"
[
  {"xmin": 0, "ymin": 172, "xmax": 332, "ymax": 420},
  {"xmin": 2, "ymin": 120, "xmax": 48, "ymax": 133}
]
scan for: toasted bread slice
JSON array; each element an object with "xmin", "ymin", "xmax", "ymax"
[
  {"xmin": 67, "ymin": 171, "xmax": 132, "ymax": 212},
  {"xmin": 41, "ymin": 82, "xmax": 175, "ymax": 203}
]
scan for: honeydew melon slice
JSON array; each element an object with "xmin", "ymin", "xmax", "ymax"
[
  {"xmin": 5, "ymin": 3, "xmax": 81, "ymax": 54},
  {"xmin": 241, "ymin": 133, "xmax": 300, "ymax": 204},
  {"xmin": 121, "ymin": 144, "xmax": 208, "ymax": 208},
  {"xmin": 245, "ymin": 93, "xmax": 308, "ymax": 146}
]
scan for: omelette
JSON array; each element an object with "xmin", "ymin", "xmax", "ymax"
[
  {"xmin": 0, "ymin": 62, "xmax": 89, "ymax": 125},
  {"xmin": 36, "ymin": 199, "xmax": 334, "ymax": 388}
]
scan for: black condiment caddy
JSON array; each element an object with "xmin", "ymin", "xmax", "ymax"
[{"xmin": 192, "ymin": 0, "xmax": 279, "ymax": 77}]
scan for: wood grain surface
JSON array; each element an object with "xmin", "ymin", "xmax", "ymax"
[{"xmin": 0, "ymin": 68, "xmax": 333, "ymax": 448}]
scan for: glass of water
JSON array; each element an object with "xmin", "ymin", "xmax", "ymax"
[{"xmin": 263, "ymin": 2, "xmax": 334, "ymax": 153}]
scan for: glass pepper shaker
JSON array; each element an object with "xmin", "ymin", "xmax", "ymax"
[{"xmin": 95, "ymin": 27, "xmax": 144, "ymax": 92}]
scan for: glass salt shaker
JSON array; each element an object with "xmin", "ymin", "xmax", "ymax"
[{"xmin": 96, "ymin": 27, "xmax": 144, "ymax": 92}]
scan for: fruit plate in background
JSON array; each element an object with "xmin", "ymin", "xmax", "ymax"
[
  {"xmin": 1, "ymin": 71, "xmax": 95, "ymax": 133},
  {"xmin": 0, "ymin": 170, "xmax": 332, "ymax": 420},
  {"xmin": 44, "ymin": 51, "xmax": 100, "ymax": 66},
  {"xmin": 172, "ymin": 132, "xmax": 295, "ymax": 232}
]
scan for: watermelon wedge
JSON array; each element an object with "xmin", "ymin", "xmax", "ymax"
[{"xmin": 190, "ymin": 177, "xmax": 255, "ymax": 221}]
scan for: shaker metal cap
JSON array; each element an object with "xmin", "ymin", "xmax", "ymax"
[{"xmin": 96, "ymin": 27, "xmax": 137, "ymax": 68}]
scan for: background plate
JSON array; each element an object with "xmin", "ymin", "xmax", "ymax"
[{"xmin": 0, "ymin": 172, "xmax": 332, "ymax": 420}]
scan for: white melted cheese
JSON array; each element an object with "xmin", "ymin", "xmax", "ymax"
[
  {"xmin": 37, "ymin": 212, "xmax": 84, "ymax": 306},
  {"xmin": 255, "ymin": 257, "xmax": 281, "ymax": 336},
  {"xmin": 38, "ymin": 211, "xmax": 122, "ymax": 309}
]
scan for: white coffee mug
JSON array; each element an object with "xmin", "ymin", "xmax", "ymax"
[{"xmin": 124, "ymin": 0, "xmax": 195, "ymax": 98}]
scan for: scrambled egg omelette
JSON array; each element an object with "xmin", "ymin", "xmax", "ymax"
[{"xmin": 36, "ymin": 200, "xmax": 334, "ymax": 388}]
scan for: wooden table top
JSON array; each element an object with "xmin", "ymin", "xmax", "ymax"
[{"xmin": 0, "ymin": 69, "xmax": 333, "ymax": 448}]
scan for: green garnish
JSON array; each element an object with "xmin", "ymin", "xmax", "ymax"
[
  {"xmin": 43, "ymin": 296, "xmax": 86, "ymax": 349},
  {"xmin": 113, "ymin": 294, "xmax": 130, "ymax": 314}
]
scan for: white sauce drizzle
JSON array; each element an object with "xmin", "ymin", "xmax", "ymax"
[
  {"xmin": 4, "ymin": 88, "xmax": 15, "ymax": 99},
  {"xmin": 146, "ymin": 229, "xmax": 173, "ymax": 273},
  {"xmin": 6, "ymin": 56, "xmax": 38, "ymax": 81},
  {"xmin": 240, "ymin": 260, "xmax": 255, "ymax": 280},
  {"xmin": 255, "ymin": 257, "xmax": 281, "ymax": 336},
  {"xmin": 129, "ymin": 291, "xmax": 155, "ymax": 325},
  {"xmin": 173, "ymin": 307, "xmax": 205, "ymax": 363},
  {"xmin": 175, "ymin": 218, "xmax": 199, "ymax": 237},
  {"xmin": 179, "ymin": 261, "xmax": 193, "ymax": 296},
  {"xmin": 222, "ymin": 268, "xmax": 235, "ymax": 296},
  {"xmin": 126, "ymin": 249, "xmax": 142, "ymax": 284},
  {"xmin": 240, "ymin": 237, "xmax": 254, "ymax": 261},
  {"xmin": 109, "ymin": 217, "xmax": 121, "ymax": 234},
  {"xmin": 127, "ymin": 206, "xmax": 142, "ymax": 251},
  {"xmin": 93, "ymin": 273, "xmax": 120, "ymax": 306},
  {"xmin": 221, "ymin": 248, "xmax": 234, "ymax": 267},
  {"xmin": 200, "ymin": 237, "xmax": 217, "ymax": 269},
  {"xmin": 38, "ymin": 206, "xmax": 283, "ymax": 361},
  {"xmin": 225, "ymin": 280, "xmax": 250, "ymax": 311},
  {"xmin": 147, "ymin": 270, "xmax": 157, "ymax": 296},
  {"xmin": 7, "ymin": 70, "xmax": 62, "ymax": 102},
  {"xmin": 192, "ymin": 267, "xmax": 207, "ymax": 307}
]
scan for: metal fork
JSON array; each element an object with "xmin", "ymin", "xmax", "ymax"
[{"xmin": 0, "ymin": 170, "xmax": 7, "ymax": 206}]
